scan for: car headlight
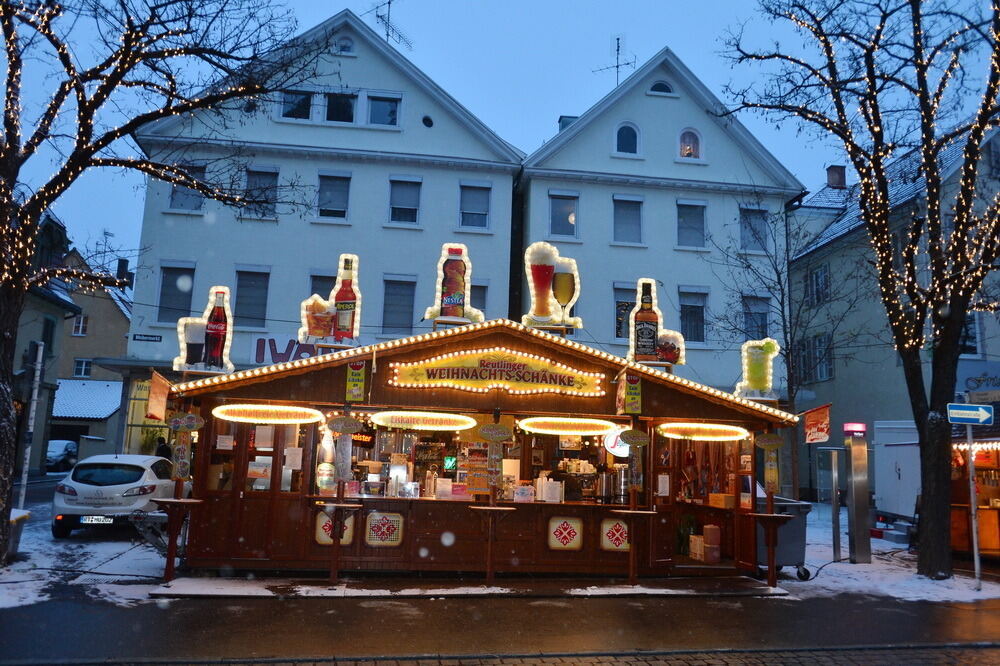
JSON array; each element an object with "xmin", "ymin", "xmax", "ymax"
[{"xmin": 122, "ymin": 485, "xmax": 157, "ymax": 497}]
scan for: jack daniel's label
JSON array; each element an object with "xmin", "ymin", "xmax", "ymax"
[{"xmin": 635, "ymin": 321, "xmax": 657, "ymax": 355}]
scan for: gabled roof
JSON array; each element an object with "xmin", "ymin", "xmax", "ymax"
[
  {"xmin": 136, "ymin": 10, "xmax": 523, "ymax": 164},
  {"xmin": 801, "ymin": 184, "xmax": 854, "ymax": 209},
  {"xmin": 523, "ymin": 46, "xmax": 802, "ymax": 193},
  {"xmin": 106, "ymin": 286, "xmax": 133, "ymax": 320},
  {"xmin": 53, "ymin": 379, "xmax": 122, "ymax": 420},
  {"xmin": 171, "ymin": 318, "xmax": 798, "ymax": 426},
  {"xmin": 795, "ymin": 130, "xmax": 990, "ymax": 260}
]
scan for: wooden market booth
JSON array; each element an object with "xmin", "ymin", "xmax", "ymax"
[{"xmin": 168, "ymin": 319, "xmax": 797, "ymax": 578}]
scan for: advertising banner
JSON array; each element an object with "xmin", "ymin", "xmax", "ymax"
[
  {"xmin": 803, "ymin": 403, "xmax": 832, "ymax": 444},
  {"xmin": 346, "ymin": 360, "xmax": 366, "ymax": 402}
]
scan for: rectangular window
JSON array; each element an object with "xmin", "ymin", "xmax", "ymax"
[
  {"xmin": 549, "ymin": 195, "xmax": 578, "ymax": 236},
  {"xmin": 72, "ymin": 314, "xmax": 88, "ymax": 336},
  {"xmin": 245, "ymin": 170, "xmax": 278, "ymax": 218},
  {"xmin": 677, "ymin": 203, "xmax": 706, "ymax": 247},
  {"xmin": 460, "ymin": 185, "xmax": 491, "ymax": 228},
  {"xmin": 73, "ymin": 358, "xmax": 92, "ymax": 378},
  {"xmin": 382, "ymin": 279, "xmax": 416, "ymax": 335},
  {"xmin": 157, "ymin": 267, "xmax": 195, "ymax": 323},
  {"xmin": 310, "ymin": 274, "xmax": 335, "ymax": 298},
  {"xmin": 739, "ymin": 208, "xmax": 768, "ymax": 252},
  {"xmin": 235, "ymin": 270, "xmax": 270, "ymax": 328},
  {"xmin": 679, "ymin": 291, "xmax": 707, "ymax": 343},
  {"xmin": 281, "ymin": 91, "xmax": 312, "ymax": 119},
  {"xmin": 42, "ymin": 317, "xmax": 55, "ymax": 357},
  {"xmin": 960, "ymin": 312, "xmax": 980, "ymax": 356},
  {"xmin": 471, "ymin": 284, "xmax": 487, "ymax": 310},
  {"xmin": 369, "ymin": 96, "xmax": 399, "ymax": 126},
  {"xmin": 390, "ymin": 180, "xmax": 420, "ymax": 224},
  {"xmin": 318, "ymin": 175, "xmax": 350, "ymax": 218},
  {"xmin": 325, "ymin": 93, "xmax": 356, "ymax": 122},
  {"xmin": 798, "ymin": 333, "xmax": 833, "ymax": 383},
  {"xmin": 613, "ymin": 198, "xmax": 642, "ymax": 243},
  {"xmin": 614, "ymin": 287, "xmax": 635, "ymax": 338},
  {"xmin": 168, "ymin": 165, "xmax": 206, "ymax": 211},
  {"xmin": 742, "ymin": 296, "xmax": 769, "ymax": 340},
  {"xmin": 806, "ymin": 265, "xmax": 830, "ymax": 306}
]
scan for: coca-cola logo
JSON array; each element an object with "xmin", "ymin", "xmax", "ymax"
[{"xmin": 206, "ymin": 322, "xmax": 226, "ymax": 333}]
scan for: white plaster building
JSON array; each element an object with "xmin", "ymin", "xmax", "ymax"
[
  {"xmin": 125, "ymin": 10, "xmax": 522, "ymax": 372},
  {"xmin": 519, "ymin": 49, "xmax": 803, "ymax": 390}
]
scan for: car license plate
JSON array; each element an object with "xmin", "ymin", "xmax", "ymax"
[{"xmin": 81, "ymin": 515, "xmax": 114, "ymax": 524}]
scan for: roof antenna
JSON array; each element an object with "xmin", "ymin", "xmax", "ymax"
[
  {"xmin": 364, "ymin": 0, "xmax": 413, "ymax": 51},
  {"xmin": 592, "ymin": 34, "xmax": 636, "ymax": 86}
]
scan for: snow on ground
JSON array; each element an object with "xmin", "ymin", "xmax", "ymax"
[{"xmin": 781, "ymin": 503, "xmax": 1000, "ymax": 602}]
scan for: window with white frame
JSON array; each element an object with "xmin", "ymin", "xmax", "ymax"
[
  {"xmin": 281, "ymin": 91, "xmax": 312, "ymax": 119},
  {"xmin": 960, "ymin": 312, "xmax": 981, "ymax": 356},
  {"xmin": 679, "ymin": 291, "xmax": 707, "ymax": 342},
  {"xmin": 739, "ymin": 208, "xmax": 768, "ymax": 252},
  {"xmin": 613, "ymin": 196, "xmax": 642, "ymax": 243},
  {"xmin": 369, "ymin": 96, "xmax": 399, "ymax": 126},
  {"xmin": 616, "ymin": 124, "xmax": 638, "ymax": 154},
  {"xmin": 742, "ymin": 296, "xmax": 770, "ymax": 340},
  {"xmin": 157, "ymin": 266, "xmax": 195, "ymax": 323},
  {"xmin": 649, "ymin": 81, "xmax": 673, "ymax": 94},
  {"xmin": 382, "ymin": 278, "xmax": 416, "ymax": 335},
  {"xmin": 459, "ymin": 185, "xmax": 490, "ymax": 228},
  {"xmin": 310, "ymin": 274, "xmax": 335, "ymax": 298},
  {"xmin": 805, "ymin": 264, "xmax": 830, "ymax": 306},
  {"xmin": 318, "ymin": 175, "xmax": 350, "ymax": 218},
  {"xmin": 73, "ymin": 358, "xmax": 92, "ymax": 378},
  {"xmin": 798, "ymin": 333, "xmax": 833, "ymax": 383},
  {"xmin": 334, "ymin": 36, "xmax": 354, "ymax": 54},
  {"xmin": 234, "ymin": 270, "xmax": 270, "ymax": 327},
  {"xmin": 549, "ymin": 193, "xmax": 578, "ymax": 237},
  {"xmin": 245, "ymin": 169, "xmax": 278, "ymax": 218},
  {"xmin": 72, "ymin": 314, "xmax": 88, "ymax": 336},
  {"xmin": 389, "ymin": 180, "xmax": 420, "ymax": 224},
  {"xmin": 679, "ymin": 129, "xmax": 701, "ymax": 159},
  {"xmin": 614, "ymin": 287, "xmax": 635, "ymax": 339},
  {"xmin": 325, "ymin": 92, "xmax": 356, "ymax": 123},
  {"xmin": 168, "ymin": 165, "xmax": 206, "ymax": 211},
  {"xmin": 677, "ymin": 202, "xmax": 706, "ymax": 247}
]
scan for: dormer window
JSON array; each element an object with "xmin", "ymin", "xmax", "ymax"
[
  {"xmin": 335, "ymin": 37, "xmax": 354, "ymax": 54},
  {"xmin": 616, "ymin": 123, "xmax": 639, "ymax": 154},
  {"xmin": 679, "ymin": 129, "xmax": 701, "ymax": 159},
  {"xmin": 649, "ymin": 81, "xmax": 673, "ymax": 94},
  {"xmin": 281, "ymin": 91, "xmax": 312, "ymax": 120}
]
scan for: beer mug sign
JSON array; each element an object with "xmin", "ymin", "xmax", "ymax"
[
  {"xmin": 522, "ymin": 242, "xmax": 582, "ymax": 328},
  {"xmin": 173, "ymin": 285, "xmax": 235, "ymax": 374}
]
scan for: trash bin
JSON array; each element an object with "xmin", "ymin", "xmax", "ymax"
[
  {"xmin": 756, "ymin": 496, "xmax": 812, "ymax": 580},
  {"xmin": 5, "ymin": 509, "xmax": 30, "ymax": 561}
]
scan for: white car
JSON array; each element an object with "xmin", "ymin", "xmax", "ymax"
[{"xmin": 51, "ymin": 454, "xmax": 178, "ymax": 538}]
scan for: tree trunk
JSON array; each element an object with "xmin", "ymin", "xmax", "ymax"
[{"xmin": 0, "ymin": 284, "xmax": 27, "ymax": 565}]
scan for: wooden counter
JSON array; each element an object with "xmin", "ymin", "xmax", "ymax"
[{"xmin": 951, "ymin": 504, "xmax": 1000, "ymax": 554}]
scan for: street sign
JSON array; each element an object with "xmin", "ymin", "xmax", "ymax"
[
  {"xmin": 946, "ymin": 403, "xmax": 994, "ymax": 425},
  {"xmin": 969, "ymin": 390, "xmax": 1000, "ymax": 404}
]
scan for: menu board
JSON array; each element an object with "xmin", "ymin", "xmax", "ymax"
[{"xmin": 466, "ymin": 444, "xmax": 489, "ymax": 494}]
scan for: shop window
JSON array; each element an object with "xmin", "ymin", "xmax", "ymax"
[
  {"xmin": 382, "ymin": 279, "xmax": 416, "ymax": 335},
  {"xmin": 245, "ymin": 169, "xmax": 278, "ymax": 218},
  {"xmin": 614, "ymin": 287, "xmax": 635, "ymax": 339},
  {"xmin": 73, "ymin": 358, "xmax": 92, "ymax": 378},
  {"xmin": 459, "ymin": 185, "xmax": 490, "ymax": 228},
  {"xmin": 234, "ymin": 270, "xmax": 270, "ymax": 328},
  {"xmin": 679, "ymin": 291, "xmax": 707, "ymax": 342},
  {"xmin": 168, "ymin": 165, "xmax": 205, "ymax": 211},
  {"xmin": 613, "ymin": 197, "xmax": 642, "ymax": 243},
  {"xmin": 281, "ymin": 91, "xmax": 312, "ymax": 119},
  {"xmin": 369, "ymin": 96, "xmax": 399, "ymax": 126},
  {"xmin": 157, "ymin": 266, "xmax": 195, "ymax": 323},
  {"xmin": 389, "ymin": 180, "xmax": 420, "ymax": 224},
  {"xmin": 318, "ymin": 175, "xmax": 350, "ymax": 218},
  {"xmin": 471, "ymin": 284, "xmax": 487, "ymax": 311},
  {"xmin": 326, "ymin": 93, "xmax": 356, "ymax": 123},
  {"xmin": 310, "ymin": 274, "xmax": 335, "ymax": 299},
  {"xmin": 615, "ymin": 124, "xmax": 639, "ymax": 154},
  {"xmin": 549, "ymin": 194, "xmax": 578, "ymax": 237},
  {"xmin": 742, "ymin": 296, "xmax": 769, "ymax": 340},
  {"xmin": 72, "ymin": 314, "xmax": 88, "ymax": 336},
  {"xmin": 739, "ymin": 208, "xmax": 768, "ymax": 252},
  {"xmin": 677, "ymin": 202, "xmax": 706, "ymax": 247}
]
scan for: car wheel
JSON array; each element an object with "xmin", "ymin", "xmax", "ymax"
[{"xmin": 51, "ymin": 523, "xmax": 72, "ymax": 539}]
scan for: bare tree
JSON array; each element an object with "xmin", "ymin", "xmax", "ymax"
[
  {"xmin": 0, "ymin": 0, "xmax": 337, "ymax": 562},
  {"xmin": 725, "ymin": 0, "xmax": 1000, "ymax": 578},
  {"xmin": 704, "ymin": 200, "xmax": 871, "ymax": 499}
]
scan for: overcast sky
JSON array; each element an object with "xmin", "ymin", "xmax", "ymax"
[{"xmin": 43, "ymin": 1, "xmax": 843, "ymax": 258}]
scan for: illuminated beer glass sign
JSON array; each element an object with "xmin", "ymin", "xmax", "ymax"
[
  {"xmin": 423, "ymin": 243, "xmax": 484, "ymax": 324},
  {"xmin": 522, "ymin": 242, "xmax": 582, "ymax": 329},
  {"xmin": 173, "ymin": 285, "xmax": 234, "ymax": 374},
  {"xmin": 299, "ymin": 253, "xmax": 362, "ymax": 344}
]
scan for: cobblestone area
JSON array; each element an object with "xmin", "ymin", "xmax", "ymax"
[{"xmin": 121, "ymin": 645, "xmax": 1000, "ymax": 666}]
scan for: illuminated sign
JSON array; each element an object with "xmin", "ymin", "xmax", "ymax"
[
  {"xmin": 299, "ymin": 253, "xmax": 362, "ymax": 345},
  {"xmin": 370, "ymin": 410, "xmax": 477, "ymax": 431},
  {"xmin": 734, "ymin": 338, "xmax": 780, "ymax": 398},
  {"xmin": 518, "ymin": 417, "xmax": 619, "ymax": 436},
  {"xmin": 522, "ymin": 242, "xmax": 582, "ymax": 329},
  {"xmin": 173, "ymin": 285, "xmax": 234, "ymax": 374},
  {"xmin": 603, "ymin": 430, "xmax": 630, "ymax": 457},
  {"xmin": 657, "ymin": 423, "xmax": 751, "ymax": 441},
  {"xmin": 212, "ymin": 404, "xmax": 324, "ymax": 424},
  {"xmin": 423, "ymin": 243, "xmax": 484, "ymax": 324},
  {"xmin": 389, "ymin": 347, "xmax": 605, "ymax": 396},
  {"xmin": 626, "ymin": 278, "xmax": 685, "ymax": 365}
]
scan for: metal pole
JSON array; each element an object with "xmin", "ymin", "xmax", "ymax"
[
  {"xmin": 17, "ymin": 342, "xmax": 45, "ymax": 510},
  {"xmin": 830, "ymin": 449, "xmax": 840, "ymax": 561},
  {"xmin": 966, "ymin": 423, "xmax": 981, "ymax": 591}
]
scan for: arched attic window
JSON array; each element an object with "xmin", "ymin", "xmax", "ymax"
[
  {"xmin": 616, "ymin": 123, "xmax": 639, "ymax": 154},
  {"xmin": 679, "ymin": 129, "xmax": 701, "ymax": 159},
  {"xmin": 649, "ymin": 81, "xmax": 673, "ymax": 94}
]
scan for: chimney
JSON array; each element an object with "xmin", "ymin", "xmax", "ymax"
[
  {"xmin": 558, "ymin": 115, "xmax": 578, "ymax": 132},
  {"xmin": 826, "ymin": 165, "xmax": 846, "ymax": 189},
  {"xmin": 116, "ymin": 258, "xmax": 134, "ymax": 287}
]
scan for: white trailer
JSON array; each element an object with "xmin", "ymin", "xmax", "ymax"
[{"xmin": 872, "ymin": 421, "xmax": 921, "ymax": 521}]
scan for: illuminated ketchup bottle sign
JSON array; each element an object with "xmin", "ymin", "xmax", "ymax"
[
  {"xmin": 333, "ymin": 257, "xmax": 358, "ymax": 341},
  {"xmin": 440, "ymin": 247, "xmax": 466, "ymax": 317},
  {"xmin": 202, "ymin": 290, "xmax": 228, "ymax": 369}
]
